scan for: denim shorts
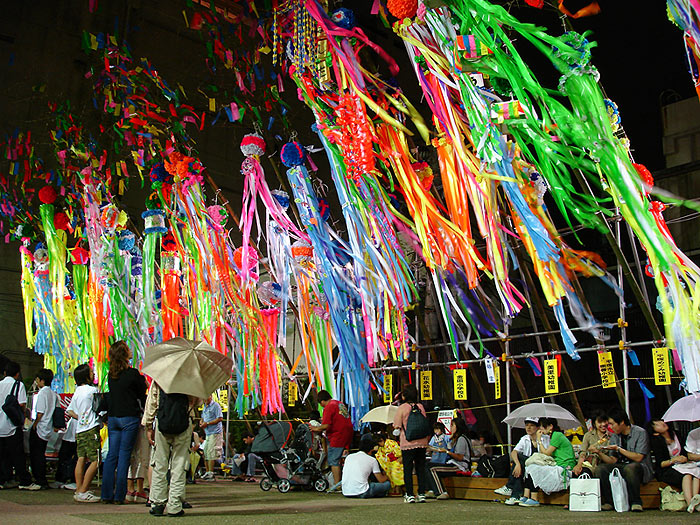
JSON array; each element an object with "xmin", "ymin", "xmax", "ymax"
[{"xmin": 327, "ymin": 446, "xmax": 345, "ymax": 467}]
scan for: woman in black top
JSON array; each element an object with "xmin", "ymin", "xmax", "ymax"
[{"xmin": 101, "ymin": 340, "xmax": 147, "ymax": 504}]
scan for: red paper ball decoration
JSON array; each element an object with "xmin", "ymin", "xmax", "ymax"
[
  {"xmin": 233, "ymin": 245, "xmax": 259, "ymax": 272},
  {"xmin": 71, "ymin": 246, "xmax": 90, "ymax": 265},
  {"xmin": 240, "ymin": 133, "xmax": 266, "ymax": 157},
  {"xmin": 54, "ymin": 211, "xmax": 69, "ymax": 231},
  {"xmin": 387, "ymin": 0, "xmax": 418, "ymax": 19},
  {"xmin": 38, "ymin": 185, "xmax": 58, "ymax": 205}
]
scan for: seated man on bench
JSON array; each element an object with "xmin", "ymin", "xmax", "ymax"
[{"xmin": 594, "ymin": 408, "xmax": 653, "ymax": 512}]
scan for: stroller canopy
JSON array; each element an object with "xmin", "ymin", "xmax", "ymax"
[{"xmin": 251, "ymin": 421, "xmax": 293, "ymax": 454}]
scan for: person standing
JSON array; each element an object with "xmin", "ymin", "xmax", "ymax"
[
  {"xmin": 101, "ymin": 341, "xmax": 147, "ymax": 504},
  {"xmin": 310, "ymin": 390, "xmax": 354, "ymax": 486},
  {"xmin": 594, "ymin": 408, "xmax": 653, "ymax": 512},
  {"xmin": 29, "ymin": 368, "xmax": 59, "ymax": 489},
  {"xmin": 200, "ymin": 395, "xmax": 224, "ymax": 481},
  {"xmin": 143, "ymin": 384, "xmax": 199, "ymax": 517},
  {"xmin": 393, "ymin": 385, "xmax": 430, "ymax": 503},
  {"xmin": 0, "ymin": 361, "xmax": 34, "ymax": 490},
  {"xmin": 66, "ymin": 363, "xmax": 102, "ymax": 502}
]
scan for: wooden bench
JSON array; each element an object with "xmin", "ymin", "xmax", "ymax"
[{"xmin": 417, "ymin": 476, "xmax": 666, "ymax": 509}]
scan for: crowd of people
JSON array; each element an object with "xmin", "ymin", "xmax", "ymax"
[{"xmin": 2, "ymin": 349, "xmax": 700, "ymax": 516}]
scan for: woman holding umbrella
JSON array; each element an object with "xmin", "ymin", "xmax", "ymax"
[{"xmin": 101, "ymin": 341, "xmax": 147, "ymax": 504}]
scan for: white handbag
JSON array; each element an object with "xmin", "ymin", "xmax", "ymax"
[
  {"xmin": 569, "ymin": 473, "xmax": 601, "ymax": 512},
  {"xmin": 609, "ymin": 467, "xmax": 630, "ymax": 512}
]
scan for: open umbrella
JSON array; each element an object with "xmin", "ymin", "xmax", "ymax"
[
  {"xmin": 360, "ymin": 405, "xmax": 398, "ymax": 425},
  {"xmin": 142, "ymin": 337, "xmax": 232, "ymax": 399},
  {"xmin": 662, "ymin": 393, "xmax": 700, "ymax": 422},
  {"xmin": 502, "ymin": 401, "xmax": 580, "ymax": 430}
]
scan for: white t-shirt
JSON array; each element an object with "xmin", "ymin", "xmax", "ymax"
[
  {"xmin": 341, "ymin": 451, "xmax": 381, "ymax": 496},
  {"xmin": 62, "ymin": 418, "xmax": 77, "ymax": 442},
  {"xmin": 67, "ymin": 385, "xmax": 99, "ymax": 434},
  {"xmin": 686, "ymin": 428, "xmax": 700, "ymax": 455},
  {"xmin": 514, "ymin": 433, "xmax": 550, "ymax": 457},
  {"xmin": 34, "ymin": 385, "xmax": 58, "ymax": 441},
  {"xmin": 0, "ymin": 376, "xmax": 27, "ymax": 437}
]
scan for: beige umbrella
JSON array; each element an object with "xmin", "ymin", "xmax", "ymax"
[
  {"xmin": 142, "ymin": 337, "xmax": 232, "ymax": 399},
  {"xmin": 360, "ymin": 405, "xmax": 398, "ymax": 425}
]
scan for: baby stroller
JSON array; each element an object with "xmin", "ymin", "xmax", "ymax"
[{"xmin": 254, "ymin": 420, "xmax": 329, "ymax": 493}]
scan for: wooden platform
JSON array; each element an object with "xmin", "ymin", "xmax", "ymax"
[{"xmin": 418, "ymin": 476, "xmax": 666, "ymax": 509}]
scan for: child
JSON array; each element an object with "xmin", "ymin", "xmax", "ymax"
[
  {"xmin": 66, "ymin": 364, "xmax": 101, "ymax": 503},
  {"xmin": 29, "ymin": 368, "xmax": 58, "ymax": 489},
  {"xmin": 428, "ymin": 422, "xmax": 449, "ymax": 465}
]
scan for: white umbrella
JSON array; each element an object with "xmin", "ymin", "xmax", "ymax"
[
  {"xmin": 662, "ymin": 393, "xmax": 700, "ymax": 422},
  {"xmin": 502, "ymin": 401, "xmax": 580, "ymax": 430},
  {"xmin": 360, "ymin": 405, "xmax": 398, "ymax": 425}
]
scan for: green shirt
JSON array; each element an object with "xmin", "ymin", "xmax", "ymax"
[{"xmin": 549, "ymin": 431, "xmax": 576, "ymax": 468}]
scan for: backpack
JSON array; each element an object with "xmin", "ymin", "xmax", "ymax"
[
  {"xmin": 52, "ymin": 404, "xmax": 67, "ymax": 430},
  {"xmin": 2, "ymin": 380, "xmax": 25, "ymax": 427},
  {"xmin": 476, "ymin": 454, "xmax": 511, "ymax": 478},
  {"xmin": 156, "ymin": 388, "xmax": 190, "ymax": 435},
  {"xmin": 404, "ymin": 403, "xmax": 431, "ymax": 441}
]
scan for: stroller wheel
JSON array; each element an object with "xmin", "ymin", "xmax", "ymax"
[
  {"xmin": 277, "ymin": 478, "xmax": 291, "ymax": 493},
  {"xmin": 259, "ymin": 478, "xmax": 273, "ymax": 492},
  {"xmin": 313, "ymin": 477, "xmax": 329, "ymax": 493}
]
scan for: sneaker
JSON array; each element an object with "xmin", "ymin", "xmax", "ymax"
[
  {"xmin": 518, "ymin": 498, "xmax": 540, "ymax": 507},
  {"xmin": 3, "ymin": 480, "xmax": 19, "ymax": 489},
  {"xmin": 425, "ymin": 490, "xmax": 436, "ymax": 499},
  {"xmin": 75, "ymin": 491, "xmax": 101, "ymax": 503},
  {"xmin": 504, "ymin": 497, "xmax": 520, "ymax": 506},
  {"xmin": 630, "ymin": 503, "xmax": 643, "ymax": 512},
  {"xmin": 182, "ymin": 501, "xmax": 192, "ymax": 509},
  {"xmin": 601, "ymin": 503, "xmax": 613, "ymax": 511},
  {"xmin": 436, "ymin": 492, "xmax": 450, "ymax": 500},
  {"xmin": 62, "ymin": 482, "xmax": 77, "ymax": 491},
  {"xmin": 404, "ymin": 494, "xmax": 416, "ymax": 503},
  {"xmin": 688, "ymin": 493, "xmax": 700, "ymax": 513},
  {"xmin": 49, "ymin": 481, "xmax": 64, "ymax": 489},
  {"xmin": 494, "ymin": 485, "xmax": 512, "ymax": 496},
  {"xmin": 18, "ymin": 483, "xmax": 42, "ymax": 491},
  {"xmin": 134, "ymin": 491, "xmax": 148, "ymax": 504},
  {"xmin": 200, "ymin": 472, "xmax": 214, "ymax": 481},
  {"xmin": 149, "ymin": 504, "xmax": 165, "ymax": 516},
  {"xmin": 125, "ymin": 491, "xmax": 135, "ymax": 503},
  {"xmin": 417, "ymin": 494, "xmax": 426, "ymax": 503}
]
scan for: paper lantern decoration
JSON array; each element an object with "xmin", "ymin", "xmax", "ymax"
[
  {"xmin": 240, "ymin": 133, "xmax": 266, "ymax": 157},
  {"xmin": 142, "ymin": 210, "xmax": 167, "ymax": 235},
  {"xmin": 280, "ymin": 142, "xmax": 306, "ymax": 168},
  {"xmin": 38, "ymin": 186, "xmax": 57, "ymax": 205},
  {"xmin": 387, "ymin": 0, "xmax": 418, "ymax": 19},
  {"xmin": 53, "ymin": 211, "xmax": 70, "ymax": 231},
  {"xmin": 271, "ymin": 189, "xmax": 290, "ymax": 210},
  {"xmin": 162, "ymin": 232, "xmax": 177, "ymax": 252},
  {"xmin": 118, "ymin": 230, "xmax": 136, "ymax": 251},
  {"xmin": 161, "ymin": 251, "xmax": 181, "ymax": 274},
  {"xmin": 233, "ymin": 245, "xmax": 259, "ymax": 272},
  {"xmin": 258, "ymin": 280, "xmax": 282, "ymax": 307},
  {"xmin": 291, "ymin": 239, "xmax": 314, "ymax": 267},
  {"xmin": 331, "ymin": 8, "xmax": 355, "ymax": 29},
  {"xmin": 149, "ymin": 162, "xmax": 173, "ymax": 185},
  {"xmin": 101, "ymin": 205, "xmax": 119, "ymax": 232}
]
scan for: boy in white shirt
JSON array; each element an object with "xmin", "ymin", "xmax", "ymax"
[
  {"xmin": 66, "ymin": 364, "xmax": 101, "ymax": 503},
  {"xmin": 29, "ymin": 368, "xmax": 58, "ymax": 489}
]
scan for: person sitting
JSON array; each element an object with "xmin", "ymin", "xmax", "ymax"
[
  {"xmin": 594, "ymin": 408, "xmax": 653, "ymax": 512},
  {"xmin": 428, "ymin": 417, "xmax": 472, "ymax": 500},
  {"xmin": 647, "ymin": 418, "xmax": 700, "ymax": 512},
  {"xmin": 232, "ymin": 432, "xmax": 261, "ymax": 482},
  {"xmin": 522, "ymin": 417, "xmax": 576, "ymax": 506},
  {"xmin": 495, "ymin": 417, "xmax": 549, "ymax": 505},
  {"xmin": 470, "ymin": 431, "xmax": 493, "ymax": 459},
  {"xmin": 427, "ymin": 422, "xmax": 449, "ymax": 465},
  {"xmin": 375, "ymin": 432, "xmax": 404, "ymax": 494},
  {"xmin": 341, "ymin": 434, "xmax": 390, "ymax": 499},
  {"xmin": 573, "ymin": 411, "xmax": 609, "ymax": 477},
  {"xmin": 686, "ymin": 427, "xmax": 700, "ymax": 512}
]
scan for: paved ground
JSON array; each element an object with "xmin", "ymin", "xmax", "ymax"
[{"xmin": 1, "ymin": 479, "xmax": 699, "ymax": 524}]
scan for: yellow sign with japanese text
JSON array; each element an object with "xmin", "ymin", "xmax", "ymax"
[
  {"xmin": 454, "ymin": 369, "xmax": 467, "ymax": 400},
  {"xmin": 544, "ymin": 359, "xmax": 559, "ymax": 394},
  {"xmin": 494, "ymin": 363, "xmax": 501, "ymax": 399},
  {"xmin": 288, "ymin": 381, "xmax": 298, "ymax": 406},
  {"xmin": 653, "ymin": 347, "xmax": 671, "ymax": 385},
  {"xmin": 598, "ymin": 351, "xmax": 616, "ymax": 389},
  {"xmin": 383, "ymin": 374, "xmax": 393, "ymax": 404},
  {"xmin": 420, "ymin": 370, "xmax": 433, "ymax": 401}
]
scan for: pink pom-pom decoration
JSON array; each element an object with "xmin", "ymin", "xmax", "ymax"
[
  {"xmin": 71, "ymin": 246, "xmax": 90, "ymax": 265},
  {"xmin": 233, "ymin": 245, "xmax": 259, "ymax": 272},
  {"xmin": 207, "ymin": 205, "xmax": 227, "ymax": 231},
  {"xmin": 240, "ymin": 132, "xmax": 266, "ymax": 157}
]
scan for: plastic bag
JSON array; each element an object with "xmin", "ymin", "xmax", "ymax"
[
  {"xmin": 660, "ymin": 485, "xmax": 686, "ymax": 511},
  {"xmin": 609, "ymin": 468, "xmax": 629, "ymax": 512}
]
